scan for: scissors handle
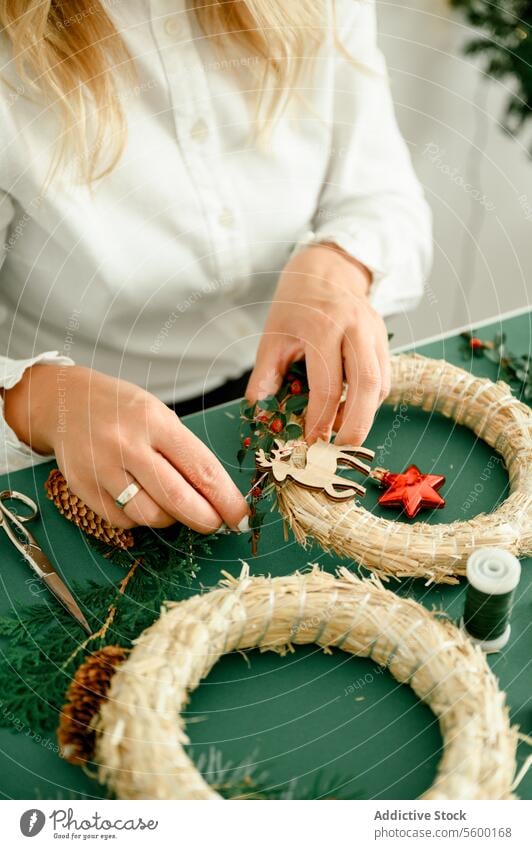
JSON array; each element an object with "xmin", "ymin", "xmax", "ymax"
[
  {"xmin": 0, "ymin": 489, "xmax": 91, "ymax": 633},
  {"xmin": 0, "ymin": 502, "xmax": 39, "ymax": 562},
  {"xmin": 0, "ymin": 490, "xmax": 38, "ymax": 523}
]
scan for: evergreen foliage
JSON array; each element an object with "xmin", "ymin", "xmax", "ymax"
[{"xmin": 452, "ymin": 0, "xmax": 532, "ymax": 136}]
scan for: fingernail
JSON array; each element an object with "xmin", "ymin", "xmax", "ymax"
[
  {"xmin": 236, "ymin": 515, "xmax": 250, "ymax": 533},
  {"xmin": 215, "ymin": 522, "xmax": 231, "ymax": 535}
]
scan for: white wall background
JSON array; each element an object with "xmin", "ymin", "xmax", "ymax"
[{"xmin": 378, "ymin": 0, "xmax": 532, "ymax": 347}]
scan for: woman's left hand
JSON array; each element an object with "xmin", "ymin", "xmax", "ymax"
[{"xmin": 246, "ymin": 243, "xmax": 391, "ymax": 446}]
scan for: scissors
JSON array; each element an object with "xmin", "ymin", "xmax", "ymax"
[{"xmin": 0, "ymin": 490, "xmax": 91, "ymax": 634}]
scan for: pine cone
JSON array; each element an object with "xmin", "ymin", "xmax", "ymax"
[
  {"xmin": 57, "ymin": 645, "xmax": 128, "ymax": 765},
  {"xmin": 45, "ymin": 469, "xmax": 134, "ymax": 549}
]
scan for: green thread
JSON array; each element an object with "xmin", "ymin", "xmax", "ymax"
[{"xmin": 463, "ymin": 584, "xmax": 515, "ymax": 641}]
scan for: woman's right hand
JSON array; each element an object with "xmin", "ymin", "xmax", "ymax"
[{"xmin": 4, "ymin": 364, "xmax": 249, "ymax": 533}]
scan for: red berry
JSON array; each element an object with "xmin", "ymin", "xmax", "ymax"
[
  {"xmin": 257, "ymin": 413, "xmax": 270, "ymax": 423},
  {"xmin": 290, "ymin": 379, "xmax": 303, "ymax": 395},
  {"xmin": 270, "ymin": 418, "xmax": 284, "ymax": 434},
  {"xmin": 243, "ymin": 436, "xmax": 252, "ymax": 448},
  {"xmin": 251, "ymin": 486, "xmax": 262, "ymax": 498},
  {"xmin": 469, "ymin": 337, "xmax": 484, "ymax": 350}
]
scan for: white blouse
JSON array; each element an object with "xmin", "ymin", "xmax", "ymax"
[{"xmin": 0, "ymin": 0, "xmax": 432, "ymax": 472}]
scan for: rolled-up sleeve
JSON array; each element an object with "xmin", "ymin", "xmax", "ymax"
[
  {"xmin": 0, "ymin": 190, "xmax": 74, "ymax": 472},
  {"xmin": 304, "ymin": 0, "xmax": 432, "ymax": 316}
]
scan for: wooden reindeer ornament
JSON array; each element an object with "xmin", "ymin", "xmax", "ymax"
[{"xmin": 256, "ymin": 439, "xmax": 375, "ymax": 501}]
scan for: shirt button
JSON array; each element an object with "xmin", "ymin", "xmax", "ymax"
[
  {"xmin": 164, "ymin": 16, "xmax": 182, "ymax": 36},
  {"xmin": 218, "ymin": 208, "xmax": 235, "ymax": 229},
  {"xmin": 190, "ymin": 118, "xmax": 209, "ymax": 142}
]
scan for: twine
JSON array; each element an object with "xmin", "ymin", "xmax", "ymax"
[
  {"xmin": 94, "ymin": 567, "xmax": 518, "ymax": 800},
  {"xmin": 275, "ymin": 354, "xmax": 532, "ymax": 583}
]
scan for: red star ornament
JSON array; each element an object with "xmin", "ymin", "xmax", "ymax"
[{"xmin": 377, "ymin": 464, "xmax": 446, "ymax": 519}]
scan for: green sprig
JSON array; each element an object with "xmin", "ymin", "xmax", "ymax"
[
  {"xmin": 238, "ymin": 360, "xmax": 309, "ymax": 552},
  {"xmin": 460, "ymin": 330, "xmax": 532, "ymax": 400},
  {"xmin": 0, "ymin": 523, "xmax": 212, "ymax": 735},
  {"xmin": 451, "ymin": 0, "xmax": 532, "ymax": 141},
  {"xmin": 192, "ymin": 746, "xmax": 362, "ymax": 800}
]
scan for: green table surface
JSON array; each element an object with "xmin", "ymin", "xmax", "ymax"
[{"xmin": 0, "ymin": 311, "xmax": 530, "ymax": 800}]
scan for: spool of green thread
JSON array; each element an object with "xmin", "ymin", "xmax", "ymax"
[{"xmin": 462, "ymin": 548, "xmax": 521, "ymax": 652}]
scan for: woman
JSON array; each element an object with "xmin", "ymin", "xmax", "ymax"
[{"xmin": 0, "ymin": 0, "xmax": 431, "ymax": 535}]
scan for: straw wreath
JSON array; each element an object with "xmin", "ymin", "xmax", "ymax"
[
  {"xmin": 94, "ymin": 566, "xmax": 518, "ymax": 800},
  {"xmin": 272, "ymin": 354, "xmax": 532, "ymax": 584}
]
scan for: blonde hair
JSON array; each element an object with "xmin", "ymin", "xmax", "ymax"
[{"xmin": 0, "ymin": 0, "xmax": 325, "ymax": 181}]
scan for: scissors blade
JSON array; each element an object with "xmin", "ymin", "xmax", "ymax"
[
  {"xmin": 23, "ymin": 544, "xmax": 91, "ymax": 635},
  {"xmin": 42, "ymin": 572, "xmax": 91, "ymax": 635}
]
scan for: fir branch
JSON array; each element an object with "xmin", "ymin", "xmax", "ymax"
[
  {"xmin": 191, "ymin": 746, "xmax": 362, "ymax": 800},
  {"xmin": 0, "ymin": 523, "xmax": 213, "ymax": 736},
  {"xmin": 451, "ymin": 0, "xmax": 532, "ymax": 138}
]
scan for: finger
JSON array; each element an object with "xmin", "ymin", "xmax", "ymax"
[
  {"xmin": 377, "ymin": 339, "xmax": 392, "ymax": 403},
  {"xmin": 332, "ymin": 400, "xmax": 346, "ymax": 434},
  {"xmin": 304, "ymin": 343, "xmax": 343, "ymax": 443},
  {"xmin": 336, "ymin": 333, "xmax": 381, "ymax": 445},
  {"xmin": 103, "ymin": 467, "xmax": 175, "ymax": 528},
  {"xmin": 57, "ymin": 466, "xmax": 138, "ymax": 530},
  {"xmin": 153, "ymin": 422, "xmax": 249, "ymax": 530},
  {"xmin": 245, "ymin": 335, "xmax": 286, "ymax": 403},
  {"xmin": 130, "ymin": 449, "xmax": 224, "ymax": 533}
]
